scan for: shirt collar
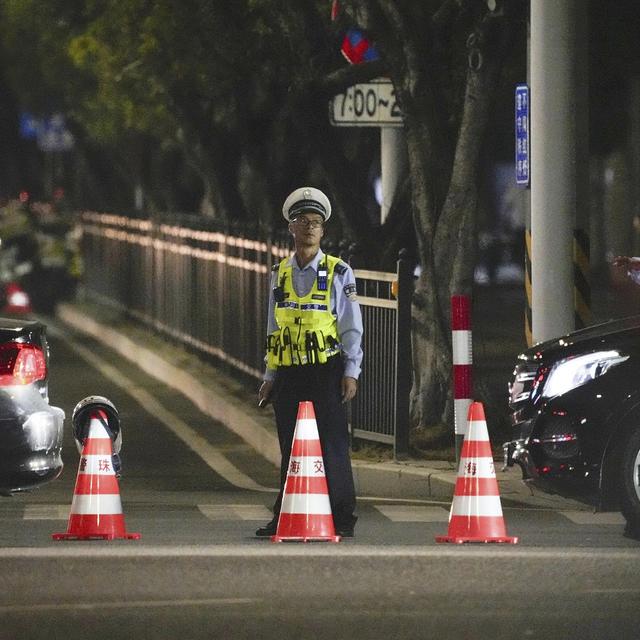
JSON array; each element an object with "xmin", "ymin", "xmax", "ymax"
[{"xmin": 288, "ymin": 249, "xmax": 324, "ymax": 272}]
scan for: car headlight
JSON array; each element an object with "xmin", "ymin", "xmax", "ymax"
[{"xmin": 541, "ymin": 350, "xmax": 628, "ymax": 398}]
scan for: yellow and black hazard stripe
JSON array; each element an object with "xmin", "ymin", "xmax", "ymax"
[{"xmin": 573, "ymin": 228, "xmax": 591, "ymax": 329}]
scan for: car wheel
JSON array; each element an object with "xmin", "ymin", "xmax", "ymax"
[{"xmin": 619, "ymin": 426, "xmax": 640, "ymax": 533}]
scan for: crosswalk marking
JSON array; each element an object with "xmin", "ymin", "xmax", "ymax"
[
  {"xmin": 23, "ymin": 505, "xmax": 69, "ymax": 520},
  {"xmin": 198, "ymin": 504, "xmax": 272, "ymax": 521},
  {"xmin": 559, "ymin": 511, "xmax": 626, "ymax": 525},
  {"xmin": 374, "ymin": 505, "xmax": 449, "ymax": 523},
  {"xmin": 6, "ymin": 503, "xmax": 629, "ymax": 526}
]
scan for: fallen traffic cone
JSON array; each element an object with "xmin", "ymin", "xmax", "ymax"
[
  {"xmin": 52, "ymin": 410, "xmax": 140, "ymax": 541},
  {"xmin": 272, "ymin": 401, "xmax": 340, "ymax": 543},
  {"xmin": 436, "ymin": 401, "xmax": 518, "ymax": 544}
]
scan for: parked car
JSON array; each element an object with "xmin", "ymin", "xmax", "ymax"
[
  {"xmin": 503, "ymin": 314, "xmax": 640, "ymax": 533},
  {"xmin": 0, "ymin": 318, "xmax": 64, "ymax": 495}
]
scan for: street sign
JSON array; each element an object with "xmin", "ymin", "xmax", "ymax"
[
  {"xmin": 330, "ymin": 80, "xmax": 402, "ymax": 127},
  {"xmin": 37, "ymin": 113, "xmax": 75, "ymax": 152},
  {"xmin": 515, "ymin": 84, "xmax": 530, "ymax": 186},
  {"xmin": 19, "ymin": 113, "xmax": 42, "ymax": 140}
]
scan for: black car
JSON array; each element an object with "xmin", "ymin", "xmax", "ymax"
[
  {"xmin": 0, "ymin": 318, "xmax": 64, "ymax": 495},
  {"xmin": 503, "ymin": 314, "xmax": 640, "ymax": 531}
]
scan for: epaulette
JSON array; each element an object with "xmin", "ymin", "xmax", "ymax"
[
  {"xmin": 271, "ymin": 263, "xmax": 279, "ymax": 272},
  {"xmin": 334, "ymin": 262, "xmax": 348, "ymax": 276}
]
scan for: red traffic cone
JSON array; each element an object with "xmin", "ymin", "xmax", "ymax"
[
  {"xmin": 436, "ymin": 402, "xmax": 518, "ymax": 544},
  {"xmin": 272, "ymin": 401, "xmax": 340, "ymax": 543},
  {"xmin": 52, "ymin": 410, "xmax": 140, "ymax": 541}
]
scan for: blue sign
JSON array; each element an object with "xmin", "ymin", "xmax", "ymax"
[
  {"xmin": 515, "ymin": 84, "xmax": 529, "ymax": 186},
  {"xmin": 19, "ymin": 112, "xmax": 42, "ymax": 140}
]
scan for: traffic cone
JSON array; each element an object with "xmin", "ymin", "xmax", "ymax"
[
  {"xmin": 52, "ymin": 410, "xmax": 140, "ymax": 541},
  {"xmin": 272, "ymin": 401, "xmax": 340, "ymax": 543},
  {"xmin": 436, "ymin": 401, "xmax": 518, "ymax": 544}
]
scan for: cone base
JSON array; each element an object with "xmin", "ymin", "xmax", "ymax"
[
  {"xmin": 271, "ymin": 535, "xmax": 341, "ymax": 543},
  {"xmin": 435, "ymin": 535, "xmax": 518, "ymax": 544},
  {"xmin": 51, "ymin": 513, "xmax": 140, "ymax": 541},
  {"xmin": 52, "ymin": 531, "xmax": 141, "ymax": 541}
]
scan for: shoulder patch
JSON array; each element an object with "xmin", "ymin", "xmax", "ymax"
[
  {"xmin": 334, "ymin": 262, "xmax": 348, "ymax": 276},
  {"xmin": 343, "ymin": 282, "xmax": 358, "ymax": 302}
]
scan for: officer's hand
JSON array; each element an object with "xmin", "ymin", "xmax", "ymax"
[
  {"xmin": 341, "ymin": 376, "xmax": 358, "ymax": 404},
  {"xmin": 258, "ymin": 380, "xmax": 274, "ymax": 407}
]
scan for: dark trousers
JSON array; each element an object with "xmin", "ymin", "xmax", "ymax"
[{"xmin": 271, "ymin": 356, "xmax": 357, "ymax": 527}]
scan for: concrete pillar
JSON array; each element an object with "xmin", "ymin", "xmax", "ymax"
[{"xmin": 530, "ymin": 0, "xmax": 582, "ymax": 343}]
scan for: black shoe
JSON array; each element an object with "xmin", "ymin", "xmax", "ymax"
[
  {"xmin": 255, "ymin": 519, "xmax": 277, "ymax": 537},
  {"xmin": 335, "ymin": 515, "xmax": 357, "ymax": 538},
  {"xmin": 623, "ymin": 521, "xmax": 640, "ymax": 541}
]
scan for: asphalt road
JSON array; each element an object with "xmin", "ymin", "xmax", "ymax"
[{"xmin": 0, "ymin": 325, "xmax": 638, "ymax": 640}]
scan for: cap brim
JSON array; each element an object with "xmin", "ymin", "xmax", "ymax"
[{"xmin": 288, "ymin": 203, "xmax": 327, "ymax": 220}]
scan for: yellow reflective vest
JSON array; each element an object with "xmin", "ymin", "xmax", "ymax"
[{"xmin": 266, "ymin": 254, "xmax": 342, "ymax": 368}]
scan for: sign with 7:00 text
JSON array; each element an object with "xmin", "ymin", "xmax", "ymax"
[{"xmin": 330, "ymin": 79, "xmax": 403, "ymax": 127}]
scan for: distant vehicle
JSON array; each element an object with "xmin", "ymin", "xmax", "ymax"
[
  {"xmin": 503, "ymin": 315, "xmax": 640, "ymax": 532},
  {"xmin": 0, "ymin": 239, "xmax": 35, "ymax": 316},
  {"xmin": 0, "ymin": 318, "xmax": 64, "ymax": 495},
  {"xmin": 0, "ymin": 281, "xmax": 33, "ymax": 315}
]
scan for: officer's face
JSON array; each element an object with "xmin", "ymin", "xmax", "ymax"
[{"xmin": 289, "ymin": 213, "xmax": 325, "ymax": 244}]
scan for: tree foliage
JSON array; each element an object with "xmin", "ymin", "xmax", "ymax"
[{"xmin": 0, "ymin": 0, "xmax": 527, "ymax": 441}]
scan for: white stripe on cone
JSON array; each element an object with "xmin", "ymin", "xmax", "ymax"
[
  {"xmin": 457, "ymin": 457, "xmax": 496, "ymax": 478},
  {"xmin": 70, "ymin": 494, "xmax": 124, "ymax": 515},
  {"xmin": 452, "ymin": 330, "xmax": 472, "ymax": 364},
  {"xmin": 293, "ymin": 418, "xmax": 321, "ymax": 440},
  {"xmin": 281, "ymin": 492, "xmax": 333, "ymax": 515},
  {"xmin": 77, "ymin": 454, "xmax": 118, "ymax": 475},
  {"xmin": 87, "ymin": 418, "xmax": 111, "ymax": 439},
  {"xmin": 449, "ymin": 495, "xmax": 504, "ymax": 518},
  {"xmin": 467, "ymin": 418, "xmax": 491, "ymax": 441},
  {"xmin": 287, "ymin": 456, "xmax": 327, "ymax": 476}
]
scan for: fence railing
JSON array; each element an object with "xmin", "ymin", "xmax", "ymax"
[{"xmin": 79, "ymin": 212, "xmax": 411, "ymax": 456}]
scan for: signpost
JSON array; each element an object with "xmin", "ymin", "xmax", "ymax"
[
  {"xmin": 515, "ymin": 84, "xmax": 530, "ymax": 186},
  {"xmin": 330, "ymin": 79, "xmax": 405, "ymax": 224}
]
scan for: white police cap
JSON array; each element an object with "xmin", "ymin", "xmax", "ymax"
[{"xmin": 282, "ymin": 187, "xmax": 332, "ymax": 222}]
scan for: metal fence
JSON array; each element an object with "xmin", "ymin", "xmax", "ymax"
[{"xmin": 79, "ymin": 212, "xmax": 411, "ymax": 455}]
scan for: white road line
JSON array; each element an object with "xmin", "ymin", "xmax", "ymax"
[
  {"xmin": 198, "ymin": 504, "xmax": 272, "ymax": 521},
  {"xmin": 23, "ymin": 505, "xmax": 69, "ymax": 520},
  {"xmin": 0, "ymin": 598, "xmax": 257, "ymax": 614},
  {"xmin": 374, "ymin": 505, "xmax": 449, "ymax": 522},
  {"xmin": 52, "ymin": 328, "xmax": 276, "ymax": 494},
  {"xmin": 560, "ymin": 511, "xmax": 626, "ymax": 525},
  {"xmin": 584, "ymin": 589, "xmax": 640, "ymax": 594},
  {"xmin": 357, "ymin": 496, "xmax": 450, "ymax": 506}
]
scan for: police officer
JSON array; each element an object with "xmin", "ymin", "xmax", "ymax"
[{"xmin": 256, "ymin": 187, "xmax": 363, "ymax": 538}]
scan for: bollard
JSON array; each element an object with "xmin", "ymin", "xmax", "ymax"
[{"xmin": 451, "ymin": 295, "xmax": 472, "ymax": 464}]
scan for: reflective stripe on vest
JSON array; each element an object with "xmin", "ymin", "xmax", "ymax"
[{"xmin": 267, "ymin": 254, "xmax": 342, "ymax": 368}]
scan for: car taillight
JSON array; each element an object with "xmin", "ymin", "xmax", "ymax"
[{"xmin": 0, "ymin": 342, "xmax": 47, "ymax": 385}]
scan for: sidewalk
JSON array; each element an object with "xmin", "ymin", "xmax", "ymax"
[{"xmin": 55, "ymin": 300, "xmax": 591, "ymax": 511}]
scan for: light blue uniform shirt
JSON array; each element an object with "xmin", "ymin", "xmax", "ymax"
[{"xmin": 264, "ymin": 249, "xmax": 363, "ymax": 382}]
